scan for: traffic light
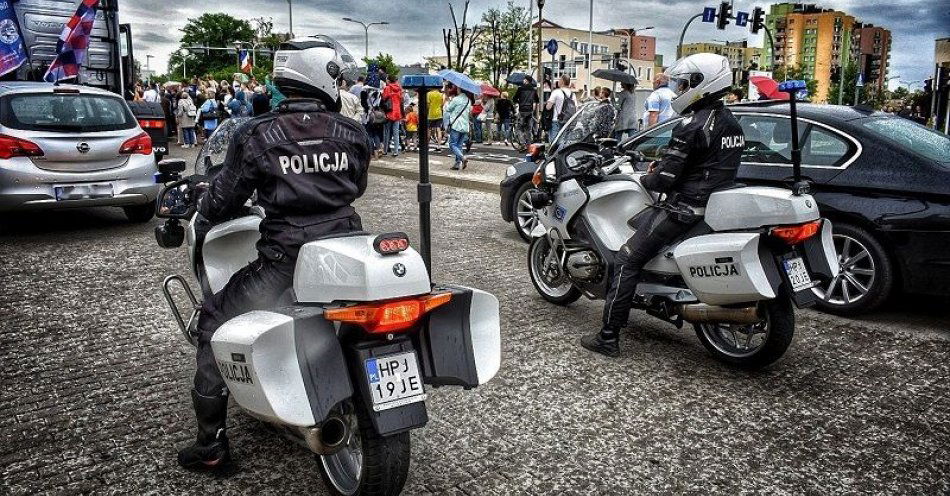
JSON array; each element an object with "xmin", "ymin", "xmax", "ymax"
[
  {"xmin": 939, "ymin": 67, "xmax": 950, "ymax": 91},
  {"xmin": 750, "ymin": 7, "xmax": 765, "ymax": 35},
  {"xmin": 717, "ymin": 1, "xmax": 732, "ymax": 30},
  {"xmin": 924, "ymin": 78, "xmax": 933, "ymax": 94}
]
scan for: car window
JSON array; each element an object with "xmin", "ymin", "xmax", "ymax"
[
  {"xmin": 631, "ymin": 121, "xmax": 676, "ymax": 161},
  {"xmin": 0, "ymin": 93, "xmax": 136, "ymax": 133},
  {"xmin": 738, "ymin": 116, "xmax": 799, "ymax": 164},
  {"xmin": 859, "ymin": 117, "xmax": 950, "ymax": 164},
  {"xmin": 802, "ymin": 126, "xmax": 850, "ymax": 166}
]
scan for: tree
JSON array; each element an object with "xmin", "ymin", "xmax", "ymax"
[
  {"xmin": 473, "ymin": 1, "xmax": 529, "ymax": 87},
  {"xmin": 442, "ymin": 1, "xmax": 481, "ymax": 71},
  {"xmin": 363, "ymin": 53, "xmax": 400, "ymax": 79},
  {"xmin": 827, "ymin": 63, "xmax": 886, "ymax": 108},
  {"xmin": 168, "ymin": 13, "xmax": 255, "ymax": 77},
  {"xmin": 772, "ymin": 65, "xmax": 818, "ymax": 102}
]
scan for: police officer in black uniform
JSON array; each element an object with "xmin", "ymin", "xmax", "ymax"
[
  {"xmin": 177, "ymin": 36, "xmax": 369, "ymax": 469},
  {"xmin": 581, "ymin": 53, "xmax": 747, "ymax": 357}
]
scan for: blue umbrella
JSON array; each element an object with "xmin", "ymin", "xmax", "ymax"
[{"xmin": 438, "ymin": 69, "xmax": 482, "ymax": 96}]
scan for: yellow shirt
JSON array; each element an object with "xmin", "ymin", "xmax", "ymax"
[{"xmin": 427, "ymin": 90, "xmax": 443, "ymax": 120}]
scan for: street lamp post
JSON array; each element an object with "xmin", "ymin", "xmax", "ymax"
[
  {"xmin": 180, "ymin": 49, "xmax": 189, "ymax": 79},
  {"xmin": 536, "ymin": 0, "xmax": 544, "ymax": 130},
  {"xmin": 587, "ymin": 0, "xmax": 592, "ymax": 96},
  {"xmin": 342, "ymin": 18, "xmax": 390, "ymax": 60}
]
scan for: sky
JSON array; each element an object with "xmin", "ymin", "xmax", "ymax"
[{"xmin": 126, "ymin": 0, "xmax": 949, "ymax": 89}]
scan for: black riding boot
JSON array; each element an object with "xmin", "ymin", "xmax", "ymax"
[
  {"xmin": 580, "ymin": 328, "xmax": 621, "ymax": 357},
  {"xmin": 177, "ymin": 389, "xmax": 231, "ymax": 470}
]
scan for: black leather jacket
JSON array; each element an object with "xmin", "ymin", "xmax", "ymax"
[
  {"xmin": 641, "ymin": 101, "xmax": 744, "ymax": 207},
  {"xmin": 198, "ymin": 98, "xmax": 371, "ymax": 259}
]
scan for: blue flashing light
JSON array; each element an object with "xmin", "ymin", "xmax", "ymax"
[{"xmin": 778, "ymin": 80, "xmax": 807, "ymax": 92}]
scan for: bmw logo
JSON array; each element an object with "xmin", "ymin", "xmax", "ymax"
[
  {"xmin": 392, "ymin": 263, "xmax": 406, "ymax": 277},
  {"xmin": 805, "ymin": 199, "xmax": 813, "ymax": 208}
]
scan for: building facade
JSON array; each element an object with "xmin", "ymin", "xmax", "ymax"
[{"xmin": 763, "ymin": 2, "xmax": 890, "ymax": 103}]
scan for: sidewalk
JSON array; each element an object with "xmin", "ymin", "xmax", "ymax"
[{"xmin": 369, "ymin": 144, "xmax": 522, "ymax": 193}]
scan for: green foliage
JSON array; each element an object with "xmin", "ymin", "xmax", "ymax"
[
  {"xmin": 827, "ymin": 63, "xmax": 886, "ymax": 108},
  {"xmin": 363, "ymin": 53, "xmax": 400, "ymax": 78},
  {"xmin": 472, "ymin": 1, "xmax": 530, "ymax": 87},
  {"xmin": 772, "ymin": 65, "xmax": 818, "ymax": 102},
  {"xmin": 167, "ymin": 13, "xmax": 255, "ymax": 77}
]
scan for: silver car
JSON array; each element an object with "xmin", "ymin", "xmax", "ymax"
[{"xmin": 0, "ymin": 82, "xmax": 159, "ymax": 222}]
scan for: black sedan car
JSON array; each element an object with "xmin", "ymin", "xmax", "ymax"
[{"xmin": 500, "ymin": 101, "xmax": 950, "ymax": 315}]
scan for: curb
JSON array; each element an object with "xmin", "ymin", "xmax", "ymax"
[{"xmin": 370, "ymin": 162, "xmax": 500, "ymax": 194}]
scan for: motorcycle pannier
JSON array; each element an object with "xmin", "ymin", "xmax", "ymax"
[{"xmin": 414, "ymin": 285, "xmax": 501, "ymax": 389}]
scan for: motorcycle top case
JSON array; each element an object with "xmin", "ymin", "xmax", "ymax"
[
  {"xmin": 673, "ymin": 232, "xmax": 778, "ymax": 306},
  {"xmin": 415, "ymin": 285, "xmax": 501, "ymax": 389},
  {"xmin": 294, "ymin": 235, "xmax": 431, "ymax": 303},
  {"xmin": 211, "ymin": 308, "xmax": 352, "ymax": 427}
]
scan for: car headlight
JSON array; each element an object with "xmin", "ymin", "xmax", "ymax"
[{"xmin": 505, "ymin": 165, "xmax": 516, "ymax": 177}]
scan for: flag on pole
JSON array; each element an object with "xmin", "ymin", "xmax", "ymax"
[
  {"xmin": 240, "ymin": 49, "xmax": 252, "ymax": 73},
  {"xmin": 0, "ymin": 0, "xmax": 28, "ymax": 77},
  {"xmin": 43, "ymin": 0, "xmax": 100, "ymax": 83}
]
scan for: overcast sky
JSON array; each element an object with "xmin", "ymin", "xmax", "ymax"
[{"xmin": 127, "ymin": 0, "xmax": 949, "ymax": 88}]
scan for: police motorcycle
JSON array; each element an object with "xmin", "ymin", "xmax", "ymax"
[
  {"xmin": 153, "ymin": 117, "xmax": 501, "ymax": 495},
  {"xmin": 524, "ymin": 86, "xmax": 839, "ymax": 368}
]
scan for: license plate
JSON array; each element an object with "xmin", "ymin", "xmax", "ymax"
[
  {"xmin": 783, "ymin": 257, "xmax": 813, "ymax": 292},
  {"xmin": 364, "ymin": 351, "xmax": 426, "ymax": 412},
  {"xmin": 54, "ymin": 183, "xmax": 114, "ymax": 201}
]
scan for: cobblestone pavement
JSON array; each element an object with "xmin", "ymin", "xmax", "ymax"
[{"xmin": 1, "ymin": 166, "xmax": 949, "ymax": 494}]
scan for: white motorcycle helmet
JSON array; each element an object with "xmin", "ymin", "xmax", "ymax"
[
  {"xmin": 272, "ymin": 35, "xmax": 358, "ymax": 112},
  {"xmin": 665, "ymin": 53, "xmax": 733, "ymax": 114}
]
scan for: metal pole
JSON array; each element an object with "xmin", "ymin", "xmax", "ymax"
[
  {"xmin": 587, "ymin": 0, "xmax": 593, "ymax": 96},
  {"xmin": 536, "ymin": 4, "xmax": 543, "ymax": 131},
  {"xmin": 417, "ymin": 88, "xmax": 432, "ymax": 275},
  {"xmin": 677, "ymin": 14, "xmax": 703, "ymax": 59},
  {"xmin": 183, "ymin": 57, "xmax": 187, "ymax": 79},
  {"xmin": 527, "ymin": 0, "xmax": 534, "ymax": 75},
  {"xmin": 788, "ymin": 92, "xmax": 806, "ymax": 195},
  {"xmin": 288, "ymin": 0, "xmax": 294, "ymax": 38}
]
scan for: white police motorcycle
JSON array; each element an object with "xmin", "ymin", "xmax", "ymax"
[
  {"xmin": 526, "ymin": 98, "xmax": 839, "ymax": 369},
  {"xmin": 154, "ymin": 118, "xmax": 501, "ymax": 495}
]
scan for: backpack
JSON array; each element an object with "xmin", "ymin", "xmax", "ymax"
[
  {"xmin": 184, "ymin": 101, "xmax": 197, "ymax": 118},
  {"xmin": 557, "ymin": 89, "xmax": 576, "ymax": 122},
  {"xmin": 380, "ymin": 95, "xmax": 393, "ymax": 114}
]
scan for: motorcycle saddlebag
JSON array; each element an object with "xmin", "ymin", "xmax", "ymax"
[
  {"xmin": 211, "ymin": 308, "xmax": 352, "ymax": 426},
  {"xmin": 414, "ymin": 285, "xmax": 501, "ymax": 389}
]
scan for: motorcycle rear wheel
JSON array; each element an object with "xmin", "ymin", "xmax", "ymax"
[
  {"xmin": 528, "ymin": 236, "xmax": 581, "ymax": 305},
  {"xmin": 318, "ymin": 401, "xmax": 410, "ymax": 496},
  {"xmin": 693, "ymin": 294, "xmax": 795, "ymax": 370}
]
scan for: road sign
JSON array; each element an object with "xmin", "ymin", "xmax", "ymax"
[
  {"xmin": 735, "ymin": 11, "xmax": 749, "ymax": 27},
  {"xmin": 546, "ymin": 39, "xmax": 558, "ymax": 56},
  {"xmin": 856, "ymin": 73, "xmax": 864, "ymax": 87},
  {"xmin": 702, "ymin": 7, "xmax": 716, "ymax": 23}
]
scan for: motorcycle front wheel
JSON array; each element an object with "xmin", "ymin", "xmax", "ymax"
[
  {"xmin": 318, "ymin": 401, "xmax": 410, "ymax": 496},
  {"xmin": 528, "ymin": 236, "xmax": 581, "ymax": 305},
  {"xmin": 693, "ymin": 294, "xmax": 795, "ymax": 370}
]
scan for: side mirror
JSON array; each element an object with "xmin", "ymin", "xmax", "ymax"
[{"xmin": 156, "ymin": 179, "xmax": 196, "ymax": 219}]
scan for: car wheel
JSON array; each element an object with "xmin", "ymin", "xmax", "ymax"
[
  {"xmin": 512, "ymin": 181, "xmax": 541, "ymax": 242},
  {"xmin": 123, "ymin": 204, "xmax": 155, "ymax": 223},
  {"xmin": 811, "ymin": 222, "xmax": 894, "ymax": 315}
]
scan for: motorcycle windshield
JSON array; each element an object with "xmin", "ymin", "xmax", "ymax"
[
  {"xmin": 195, "ymin": 117, "xmax": 251, "ymax": 176},
  {"xmin": 550, "ymin": 101, "xmax": 617, "ymax": 151}
]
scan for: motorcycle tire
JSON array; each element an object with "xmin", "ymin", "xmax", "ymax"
[
  {"xmin": 693, "ymin": 293, "xmax": 795, "ymax": 370},
  {"xmin": 318, "ymin": 401, "xmax": 410, "ymax": 496},
  {"xmin": 528, "ymin": 236, "xmax": 581, "ymax": 306}
]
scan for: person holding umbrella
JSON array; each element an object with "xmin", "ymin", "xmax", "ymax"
[{"xmin": 443, "ymin": 82, "xmax": 471, "ymax": 170}]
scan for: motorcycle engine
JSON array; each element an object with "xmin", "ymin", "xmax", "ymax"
[{"xmin": 566, "ymin": 250, "xmax": 602, "ymax": 282}]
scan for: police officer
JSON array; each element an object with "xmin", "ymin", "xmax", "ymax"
[
  {"xmin": 581, "ymin": 53, "xmax": 746, "ymax": 357},
  {"xmin": 177, "ymin": 37, "xmax": 370, "ymax": 469}
]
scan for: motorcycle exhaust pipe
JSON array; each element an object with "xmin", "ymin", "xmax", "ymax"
[
  {"xmin": 302, "ymin": 414, "xmax": 351, "ymax": 455},
  {"xmin": 676, "ymin": 303, "xmax": 761, "ymax": 325}
]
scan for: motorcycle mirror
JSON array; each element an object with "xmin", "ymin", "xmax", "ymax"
[{"xmin": 156, "ymin": 179, "xmax": 197, "ymax": 220}]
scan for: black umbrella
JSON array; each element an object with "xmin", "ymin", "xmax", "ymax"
[
  {"xmin": 506, "ymin": 72, "xmax": 529, "ymax": 86},
  {"xmin": 592, "ymin": 69, "xmax": 638, "ymax": 86}
]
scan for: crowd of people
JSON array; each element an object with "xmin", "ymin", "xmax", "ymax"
[{"xmin": 132, "ymin": 76, "xmax": 281, "ymax": 148}]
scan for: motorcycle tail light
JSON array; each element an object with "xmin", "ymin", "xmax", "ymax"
[
  {"xmin": 120, "ymin": 132, "xmax": 153, "ymax": 155},
  {"xmin": 0, "ymin": 134, "xmax": 44, "ymax": 159},
  {"xmin": 373, "ymin": 232, "xmax": 410, "ymax": 255},
  {"xmin": 324, "ymin": 293, "xmax": 453, "ymax": 333},
  {"xmin": 770, "ymin": 220, "xmax": 821, "ymax": 245}
]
